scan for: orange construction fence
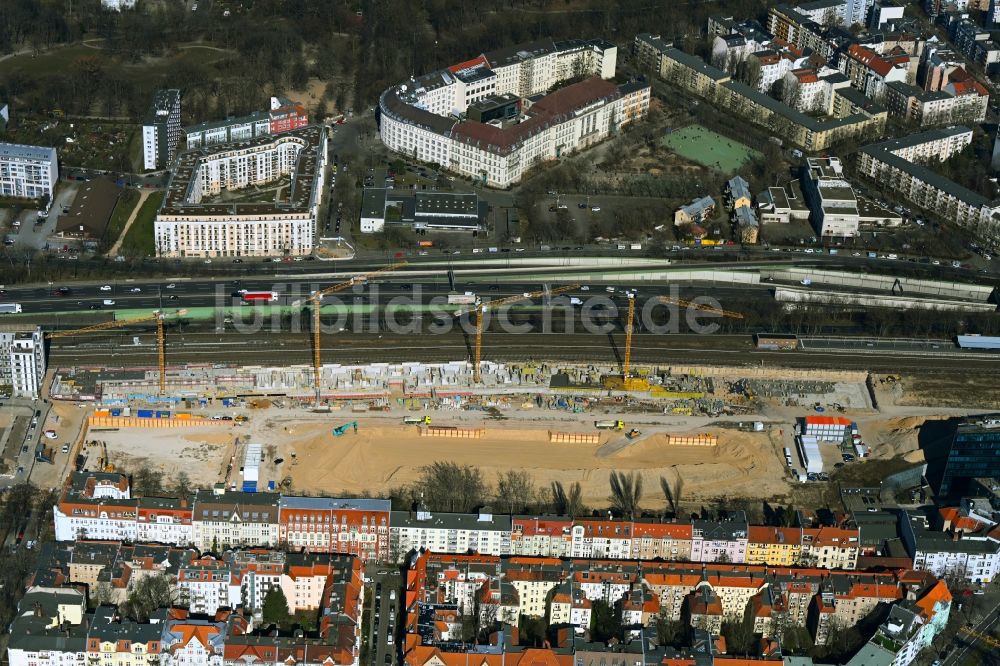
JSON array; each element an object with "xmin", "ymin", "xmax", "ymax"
[
  {"xmin": 549, "ymin": 431, "xmax": 600, "ymax": 444},
  {"xmin": 88, "ymin": 416, "xmax": 226, "ymax": 429},
  {"xmin": 418, "ymin": 426, "xmax": 485, "ymax": 439},
  {"xmin": 665, "ymin": 433, "xmax": 719, "ymax": 446}
]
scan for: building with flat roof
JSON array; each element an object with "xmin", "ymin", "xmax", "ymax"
[
  {"xmin": 184, "ymin": 96, "xmax": 309, "ymax": 149},
  {"xmin": 360, "ymin": 188, "xmax": 487, "ymax": 233},
  {"xmin": 939, "ymin": 415, "xmax": 1000, "ymax": 497},
  {"xmin": 856, "ymin": 126, "xmax": 1000, "ymax": 241},
  {"xmin": 0, "ymin": 142, "xmax": 58, "ymax": 202},
  {"xmin": 55, "ymin": 177, "xmax": 121, "ymax": 243},
  {"xmin": 802, "ymin": 156, "xmax": 861, "ymax": 237},
  {"xmin": 0, "ymin": 325, "xmax": 46, "ymax": 398},
  {"xmin": 141, "ymin": 89, "xmax": 181, "ymax": 171},
  {"xmin": 154, "ymin": 125, "xmax": 326, "ymax": 258}
]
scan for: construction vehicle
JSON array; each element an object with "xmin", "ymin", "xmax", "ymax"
[
  {"xmin": 96, "ymin": 441, "xmax": 115, "ymax": 472},
  {"xmin": 595, "ymin": 420, "xmax": 625, "ymax": 430},
  {"xmin": 333, "ymin": 421, "xmax": 358, "ymax": 437},
  {"xmin": 47, "ymin": 310, "xmax": 188, "ymax": 396},
  {"xmin": 602, "ymin": 295, "xmax": 744, "ymax": 392},
  {"xmin": 455, "ymin": 284, "xmax": 578, "ymax": 383},
  {"xmin": 403, "ymin": 415, "xmax": 431, "ymax": 425},
  {"xmin": 310, "ymin": 264, "xmax": 406, "ymax": 405},
  {"xmin": 626, "ymin": 429, "xmax": 642, "ymax": 440},
  {"xmin": 602, "ymin": 293, "xmax": 649, "ymax": 391}
]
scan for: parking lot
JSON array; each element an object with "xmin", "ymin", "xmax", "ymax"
[{"xmin": 3, "ymin": 183, "xmax": 80, "ymax": 250}]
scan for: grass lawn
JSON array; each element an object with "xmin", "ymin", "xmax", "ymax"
[
  {"xmin": 120, "ymin": 191, "xmax": 163, "ymax": 257},
  {"xmin": 105, "ymin": 188, "xmax": 141, "ymax": 245},
  {"xmin": 661, "ymin": 124, "xmax": 761, "ymax": 174}
]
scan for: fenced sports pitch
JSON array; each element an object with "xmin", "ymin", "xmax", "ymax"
[{"xmin": 661, "ymin": 124, "xmax": 761, "ymax": 173}]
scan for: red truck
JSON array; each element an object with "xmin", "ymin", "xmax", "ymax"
[{"xmin": 240, "ymin": 291, "xmax": 279, "ymax": 304}]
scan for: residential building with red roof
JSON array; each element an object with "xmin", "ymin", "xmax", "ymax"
[
  {"xmin": 841, "ymin": 43, "xmax": 911, "ymax": 101},
  {"xmin": 511, "ymin": 517, "xmax": 573, "ymax": 557}
]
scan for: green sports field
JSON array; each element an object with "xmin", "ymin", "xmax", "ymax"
[{"xmin": 661, "ymin": 125, "xmax": 761, "ymax": 174}]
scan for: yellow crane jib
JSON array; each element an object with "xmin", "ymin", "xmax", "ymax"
[
  {"xmin": 456, "ymin": 284, "xmax": 579, "ymax": 384},
  {"xmin": 47, "ymin": 309, "xmax": 188, "ymax": 396},
  {"xmin": 310, "ymin": 263, "xmax": 407, "ymax": 404}
]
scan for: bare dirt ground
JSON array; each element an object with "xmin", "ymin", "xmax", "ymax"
[{"xmin": 97, "ymin": 426, "xmax": 237, "ymax": 489}]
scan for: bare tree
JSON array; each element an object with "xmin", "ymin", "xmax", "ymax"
[
  {"xmin": 549, "ymin": 480, "xmax": 585, "ymax": 517},
  {"xmin": 659, "ymin": 472, "xmax": 683, "ymax": 517},
  {"xmin": 494, "ymin": 470, "xmax": 536, "ymax": 514},
  {"xmin": 609, "ymin": 471, "xmax": 643, "ymax": 519}
]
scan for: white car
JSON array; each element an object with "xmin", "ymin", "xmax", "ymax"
[
  {"xmin": 44, "ymin": 430, "xmax": 57, "ymax": 439},
  {"xmin": 580, "ymin": 285, "xmax": 589, "ymax": 291},
  {"xmin": 130, "ymin": 287, "xmax": 141, "ymax": 293},
  {"xmin": 591, "ymin": 206, "xmax": 601, "ymax": 212},
  {"xmin": 100, "ymin": 285, "xmax": 112, "ymax": 291},
  {"xmin": 165, "ymin": 283, "xmax": 176, "ymax": 289}
]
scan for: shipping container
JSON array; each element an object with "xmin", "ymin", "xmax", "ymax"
[
  {"xmin": 417, "ymin": 240, "xmax": 433, "ymax": 247},
  {"xmin": 156, "ymin": 410, "xmax": 171, "ymax": 418},
  {"xmin": 241, "ymin": 291, "xmax": 279, "ymax": 303},
  {"xmin": 447, "ymin": 292, "xmax": 477, "ymax": 305},
  {"xmin": 242, "ymin": 481, "xmax": 257, "ymax": 493},
  {"xmin": 175, "ymin": 412, "xmax": 192, "ymax": 420},
  {"xmin": 137, "ymin": 409, "xmax": 155, "ymax": 418},
  {"xmin": 94, "ymin": 409, "xmax": 111, "ymax": 417},
  {"xmin": 110, "ymin": 409, "xmax": 122, "ymax": 417},
  {"xmin": 268, "ymin": 481, "xmax": 276, "ymax": 491}
]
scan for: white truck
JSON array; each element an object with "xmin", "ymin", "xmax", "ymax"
[
  {"xmin": 595, "ymin": 420, "xmax": 625, "ymax": 430},
  {"xmin": 0, "ymin": 303, "xmax": 22, "ymax": 314},
  {"xmin": 447, "ymin": 292, "xmax": 476, "ymax": 305}
]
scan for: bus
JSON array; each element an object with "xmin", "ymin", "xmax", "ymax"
[{"xmin": 240, "ymin": 291, "xmax": 278, "ymax": 304}]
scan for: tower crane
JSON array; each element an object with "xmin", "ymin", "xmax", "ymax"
[
  {"xmin": 46, "ymin": 309, "xmax": 188, "ymax": 396},
  {"xmin": 455, "ymin": 284, "xmax": 579, "ymax": 383},
  {"xmin": 602, "ymin": 294, "xmax": 745, "ymax": 391},
  {"xmin": 309, "ymin": 263, "xmax": 406, "ymax": 404}
]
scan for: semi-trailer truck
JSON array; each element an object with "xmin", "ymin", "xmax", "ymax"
[
  {"xmin": 241, "ymin": 291, "xmax": 279, "ymax": 303},
  {"xmin": 0, "ymin": 303, "xmax": 22, "ymax": 314},
  {"xmin": 403, "ymin": 416, "xmax": 431, "ymax": 424},
  {"xmin": 595, "ymin": 420, "xmax": 625, "ymax": 430},
  {"xmin": 447, "ymin": 292, "xmax": 476, "ymax": 305}
]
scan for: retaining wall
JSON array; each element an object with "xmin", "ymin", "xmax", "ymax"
[
  {"xmin": 665, "ymin": 433, "xmax": 719, "ymax": 446},
  {"xmin": 419, "ymin": 426, "xmax": 485, "ymax": 439},
  {"xmin": 549, "ymin": 431, "xmax": 601, "ymax": 444},
  {"xmin": 88, "ymin": 416, "xmax": 226, "ymax": 428}
]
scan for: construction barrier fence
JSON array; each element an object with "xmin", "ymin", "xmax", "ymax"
[
  {"xmin": 549, "ymin": 431, "xmax": 601, "ymax": 444},
  {"xmin": 665, "ymin": 433, "xmax": 719, "ymax": 446},
  {"xmin": 419, "ymin": 426, "xmax": 485, "ymax": 439},
  {"xmin": 88, "ymin": 416, "xmax": 226, "ymax": 429}
]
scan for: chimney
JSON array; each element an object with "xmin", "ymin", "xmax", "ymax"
[{"xmin": 34, "ymin": 602, "xmax": 43, "ymax": 618}]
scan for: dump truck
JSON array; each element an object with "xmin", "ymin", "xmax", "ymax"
[{"xmin": 595, "ymin": 420, "xmax": 625, "ymax": 430}]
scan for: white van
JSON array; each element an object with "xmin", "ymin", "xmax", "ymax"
[{"xmin": 103, "ymin": 299, "xmax": 115, "ymax": 305}]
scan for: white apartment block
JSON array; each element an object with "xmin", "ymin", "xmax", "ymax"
[
  {"xmin": 379, "ymin": 38, "xmax": 644, "ymax": 188},
  {"xmin": 570, "ymin": 522, "xmax": 634, "ymax": 559},
  {"xmin": 155, "ymin": 126, "xmax": 326, "ymax": 258},
  {"xmin": 903, "ymin": 514, "xmax": 1000, "ymax": 583},
  {"xmin": 176, "ymin": 562, "xmax": 239, "ymax": 615},
  {"xmin": 802, "ymin": 156, "xmax": 861, "ymax": 237},
  {"xmin": 142, "ymin": 89, "xmax": 181, "ymax": 171},
  {"xmin": 858, "ymin": 126, "xmax": 1000, "ymax": 242},
  {"xmin": 53, "ymin": 501, "xmax": 138, "ymax": 541},
  {"xmin": 0, "ymin": 327, "xmax": 46, "ymax": 398},
  {"xmin": 100, "ymin": 0, "xmax": 137, "ymax": 9},
  {"xmin": 185, "ymin": 114, "xmax": 271, "ymax": 150},
  {"xmin": 388, "ymin": 509, "xmax": 512, "ymax": 560},
  {"xmin": 0, "ymin": 142, "xmax": 57, "ymax": 202}
]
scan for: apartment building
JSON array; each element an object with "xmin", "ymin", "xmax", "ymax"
[
  {"xmin": 691, "ymin": 514, "xmax": 749, "ymax": 563},
  {"xmin": 885, "ymin": 79, "xmax": 988, "ymax": 126},
  {"xmin": 8, "ymin": 587, "xmax": 88, "ymax": 666},
  {"xmin": 746, "ymin": 526, "xmax": 804, "ymax": 565},
  {"xmin": 379, "ymin": 39, "xmax": 647, "ymax": 188},
  {"xmin": 804, "ymin": 526, "xmax": 862, "ymax": 569},
  {"xmin": 277, "ymin": 496, "xmax": 390, "ymax": 560},
  {"xmin": 141, "ymin": 89, "xmax": 181, "ymax": 171},
  {"xmin": 389, "ymin": 507, "xmax": 512, "ymax": 560},
  {"xmin": 154, "ymin": 125, "xmax": 326, "ymax": 258},
  {"xmin": 136, "ymin": 496, "xmax": 194, "ymax": 545},
  {"xmin": 511, "ymin": 516, "xmax": 573, "ymax": 557},
  {"xmin": 857, "ymin": 126, "xmax": 1000, "ymax": 239},
  {"xmin": 0, "ymin": 142, "xmax": 57, "ymax": 202},
  {"xmin": 191, "ymin": 490, "xmax": 280, "ymax": 551},
  {"xmin": 840, "ymin": 44, "xmax": 911, "ymax": 101},
  {"xmin": 901, "ymin": 512, "xmax": 1000, "ymax": 582},
  {"xmin": 184, "ymin": 96, "xmax": 309, "ymax": 149},
  {"xmin": 176, "ymin": 556, "xmax": 238, "ymax": 615},
  {"xmin": 0, "ymin": 326, "xmax": 46, "ymax": 398},
  {"xmin": 657, "ymin": 45, "xmax": 886, "ymax": 151},
  {"xmin": 53, "ymin": 473, "xmax": 138, "ymax": 542},
  {"xmin": 160, "ymin": 610, "xmax": 227, "ymax": 666},
  {"xmin": 571, "ymin": 520, "xmax": 634, "ymax": 559}
]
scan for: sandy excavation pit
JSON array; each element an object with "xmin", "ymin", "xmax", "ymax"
[{"xmin": 89, "ymin": 415, "xmax": 793, "ymax": 507}]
